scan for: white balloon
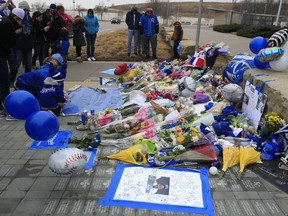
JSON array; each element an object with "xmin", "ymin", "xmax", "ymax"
[{"xmin": 270, "ymin": 40, "xmax": 288, "ymax": 71}]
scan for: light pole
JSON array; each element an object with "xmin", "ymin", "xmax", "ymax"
[
  {"xmin": 72, "ymin": 0, "xmax": 75, "ymax": 17},
  {"xmin": 275, "ymin": 0, "xmax": 283, "ymax": 26},
  {"xmin": 195, "ymin": 0, "xmax": 203, "ymax": 52}
]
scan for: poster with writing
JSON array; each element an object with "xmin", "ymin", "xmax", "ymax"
[
  {"xmin": 113, "ymin": 167, "xmax": 204, "ymax": 208},
  {"xmin": 242, "ymin": 81, "xmax": 267, "ymax": 130}
]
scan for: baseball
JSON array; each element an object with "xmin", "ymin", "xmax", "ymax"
[
  {"xmin": 209, "ymin": 166, "xmax": 218, "ymax": 176},
  {"xmin": 48, "ymin": 148, "xmax": 87, "ymax": 175}
]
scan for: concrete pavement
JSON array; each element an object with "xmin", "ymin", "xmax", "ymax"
[{"xmin": 0, "ymin": 61, "xmax": 287, "ymax": 216}]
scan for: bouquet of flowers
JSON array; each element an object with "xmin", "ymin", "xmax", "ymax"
[{"xmin": 260, "ymin": 112, "xmax": 286, "ymax": 140}]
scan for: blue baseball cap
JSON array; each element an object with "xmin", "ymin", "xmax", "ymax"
[
  {"xmin": 50, "ymin": 3, "xmax": 56, "ymax": 9},
  {"xmin": 260, "ymin": 141, "xmax": 275, "ymax": 161},
  {"xmin": 51, "ymin": 53, "xmax": 63, "ymax": 65}
]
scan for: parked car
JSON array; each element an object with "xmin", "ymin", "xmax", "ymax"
[{"xmin": 111, "ymin": 17, "xmax": 121, "ymax": 24}]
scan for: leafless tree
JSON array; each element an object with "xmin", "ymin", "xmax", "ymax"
[{"xmin": 95, "ymin": 1, "xmax": 108, "ymax": 20}]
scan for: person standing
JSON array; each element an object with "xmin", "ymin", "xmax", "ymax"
[
  {"xmin": 84, "ymin": 9, "xmax": 99, "ymax": 61},
  {"xmin": 139, "ymin": 6, "xmax": 159, "ymax": 60},
  {"xmin": 32, "ymin": 11, "xmax": 45, "ymax": 69},
  {"xmin": 73, "ymin": 15, "xmax": 86, "ymax": 63},
  {"xmin": 9, "ymin": 1, "xmax": 34, "ymax": 86},
  {"xmin": 125, "ymin": 5, "xmax": 141, "ymax": 57},
  {"xmin": 171, "ymin": 21, "xmax": 183, "ymax": 59},
  {"xmin": 41, "ymin": 4, "xmax": 66, "ymax": 57},
  {"xmin": 57, "ymin": 5, "xmax": 72, "ymax": 31},
  {"xmin": 0, "ymin": 8, "xmax": 24, "ymax": 113}
]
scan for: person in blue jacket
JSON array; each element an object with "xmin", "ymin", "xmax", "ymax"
[
  {"xmin": 15, "ymin": 53, "xmax": 63, "ymax": 97},
  {"xmin": 139, "ymin": 6, "xmax": 159, "ymax": 60},
  {"xmin": 84, "ymin": 9, "xmax": 99, "ymax": 61},
  {"xmin": 38, "ymin": 76, "xmax": 66, "ymax": 116}
]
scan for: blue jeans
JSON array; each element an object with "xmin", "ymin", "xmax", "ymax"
[
  {"xmin": 85, "ymin": 34, "xmax": 97, "ymax": 58},
  {"xmin": 32, "ymin": 42, "xmax": 44, "ymax": 67},
  {"xmin": 143, "ymin": 34, "xmax": 157, "ymax": 56},
  {"xmin": 10, "ymin": 48, "xmax": 32, "ymax": 83},
  {"xmin": 127, "ymin": 30, "xmax": 139, "ymax": 54},
  {"xmin": 0, "ymin": 57, "xmax": 10, "ymax": 108}
]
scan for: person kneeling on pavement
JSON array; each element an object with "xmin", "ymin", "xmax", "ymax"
[
  {"xmin": 15, "ymin": 53, "xmax": 64, "ymax": 97},
  {"xmin": 39, "ymin": 76, "xmax": 67, "ymax": 116}
]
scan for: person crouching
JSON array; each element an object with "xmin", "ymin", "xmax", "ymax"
[{"xmin": 39, "ymin": 76, "xmax": 67, "ymax": 116}]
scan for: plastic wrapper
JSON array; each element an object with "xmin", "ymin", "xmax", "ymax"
[
  {"xmin": 237, "ymin": 146, "xmax": 261, "ymax": 179},
  {"xmin": 220, "ymin": 146, "xmax": 240, "ymax": 178}
]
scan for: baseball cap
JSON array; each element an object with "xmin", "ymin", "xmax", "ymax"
[
  {"xmin": 12, "ymin": 8, "xmax": 25, "ymax": 20},
  {"xmin": 146, "ymin": 6, "xmax": 153, "ymax": 12},
  {"xmin": 51, "ymin": 53, "xmax": 63, "ymax": 65},
  {"xmin": 49, "ymin": 3, "xmax": 57, "ymax": 10},
  {"xmin": 260, "ymin": 141, "xmax": 275, "ymax": 160}
]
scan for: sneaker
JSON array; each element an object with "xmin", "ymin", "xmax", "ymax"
[
  {"xmin": 152, "ymin": 55, "xmax": 157, "ymax": 60},
  {"xmin": 6, "ymin": 114, "xmax": 18, "ymax": 121},
  {"xmin": 76, "ymin": 57, "xmax": 83, "ymax": 63},
  {"xmin": 87, "ymin": 57, "xmax": 91, "ymax": 61},
  {"xmin": 134, "ymin": 52, "xmax": 138, "ymax": 55},
  {"xmin": 91, "ymin": 57, "xmax": 96, "ymax": 61},
  {"xmin": 127, "ymin": 53, "xmax": 131, "ymax": 57}
]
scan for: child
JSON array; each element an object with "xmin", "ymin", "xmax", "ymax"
[
  {"xmin": 171, "ymin": 21, "xmax": 183, "ymax": 59},
  {"xmin": 38, "ymin": 76, "xmax": 67, "ymax": 116},
  {"xmin": 73, "ymin": 15, "xmax": 86, "ymax": 63},
  {"xmin": 59, "ymin": 28, "xmax": 70, "ymax": 63},
  {"xmin": 15, "ymin": 53, "xmax": 64, "ymax": 97}
]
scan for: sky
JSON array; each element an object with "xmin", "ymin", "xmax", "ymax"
[{"xmin": 12, "ymin": 0, "xmax": 230, "ymax": 10}]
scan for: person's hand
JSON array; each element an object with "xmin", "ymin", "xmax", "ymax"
[
  {"xmin": 15, "ymin": 28, "xmax": 22, "ymax": 34},
  {"xmin": 44, "ymin": 26, "xmax": 50, "ymax": 32}
]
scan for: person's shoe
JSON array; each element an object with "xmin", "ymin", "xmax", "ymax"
[
  {"xmin": 91, "ymin": 57, "xmax": 96, "ymax": 61},
  {"xmin": 76, "ymin": 57, "xmax": 83, "ymax": 63},
  {"xmin": 145, "ymin": 55, "xmax": 150, "ymax": 59},
  {"xmin": 152, "ymin": 55, "xmax": 157, "ymax": 60},
  {"xmin": 134, "ymin": 52, "xmax": 138, "ymax": 55},
  {"xmin": 6, "ymin": 114, "xmax": 18, "ymax": 121},
  {"xmin": 127, "ymin": 53, "xmax": 131, "ymax": 57},
  {"xmin": 87, "ymin": 57, "xmax": 91, "ymax": 61},
  {"xmin": 138, "ymin": 50, "xmax": 141, "ymax": 55}
]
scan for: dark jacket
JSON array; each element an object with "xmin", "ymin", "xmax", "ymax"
[
  {"xmin": 73, "ymin": 17, "xmax": 86, "ymax": 47},
  {"xmin": 14, "ymin": 14, "xmax": 34, "ymax": 50},
  {"xmin": 171, "ymin": 21, "xmax": 183, "ymax": 43},
  {"xmin": 125, "ymin": 10, "xmax": 141, "ymax": 30},
  {"xmin": 33, "ymin": 19, "xmax": 45, "ymax": 43},
  {"xmin": 0, "ymin": 15, "xmax": 21, "ymax": 59},
  {"xmin": 42, "ymin": 9, "xmax": 65, "ymax": 41}
]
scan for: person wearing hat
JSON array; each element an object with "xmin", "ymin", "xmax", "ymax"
[
  {"xmin": 41, "ymin": 3, "xmax": 66, "ymax": 58},
  {"xmin": 32, "ymin": 11, "xmax": 45, "ymax": 69},
  {"xmin": 139, "ymin": 6, "xmax": 159, "ymax": 60},
  {"xmin": 125, "ymin": 5, "xmax": 141, "ymax": 57},
  {"xmin": 0, "ymin": 7, "xmax": 24, "ymax": 114},
  {"xmin": 171, "ymin": 21, "xmax": 183, "ymax": 59},
  {"xmin": 9, "ymin": 0, "xmax": 34, "ymax": 86},
  {"xmin": 0, "ymin": 0, "xmax": 15, "ymax": 17},
  {"xmin": 15, "ymin": 53, "xmax": 64, "ymax": 97},
  {"xmin": 73, "ymin": 15, "xmax": 86, "ymax": 63}
]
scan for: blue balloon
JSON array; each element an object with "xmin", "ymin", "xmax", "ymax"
[
  {"xmin": 25, "ymin": 111, "xmax": 59, "ymax": 141},
  {"xmin": 177, "ymin": 44, "xmax": 182, "ymax": 54},
  {"xmin": 254, "ymin": 57, "xmax": 269, "ymax": 69},
  {"xmin": 249, "ymin": 36, "xmax": 268, "ymax": 54},
  {"xmin": 4, "ymin": 90, "xmax": 40, "ymax": 120}
]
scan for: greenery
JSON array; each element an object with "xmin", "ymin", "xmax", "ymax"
[{"xmin": 214, "ymin": 24, "xmax": 283, "ymax": 38}]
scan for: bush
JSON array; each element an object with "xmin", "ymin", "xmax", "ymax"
[
  {"xmin": 214, "ymin": 24, "xmax": 284, "ymax": 38},
  {"xmin": 213, "ymin": 24, "xmax": 243, "ymax": 33}
]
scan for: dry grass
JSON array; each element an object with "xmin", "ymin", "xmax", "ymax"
[{"xmin": 69, "ymin": 28, "xmax": 173, "ymax": 62}]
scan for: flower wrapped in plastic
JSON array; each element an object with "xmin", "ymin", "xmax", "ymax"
[
  {"xmin": 98, "ymin": 140, "xmax": 156, "ymax": 165},
  {"xmin": 220, "ymin": 146, "xmax": 240, "ymax": 178},
  {"xmin": 237, "ymin": 146, "xmax": 261, "ymax": 180}
]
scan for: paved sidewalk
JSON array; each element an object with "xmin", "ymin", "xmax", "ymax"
[{"xmin": 0, "ymin": 62, "xmax": 287, "ymax": 216}]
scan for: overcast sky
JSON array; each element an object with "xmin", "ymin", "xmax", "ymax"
[{"xmin": 12, "ymin": 0, "xmax": 230, "ymax": 10}]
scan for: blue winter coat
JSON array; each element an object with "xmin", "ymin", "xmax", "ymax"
[
  {"xmin": 39, "ymin": 77, "xmax": 66, "ymax": 109},
  {"xmin": 15, "ymin": 62, "xmax": 61, "ymax": 96},
  {"xmin": 139, "ymin": 14, "xmax": 159, "ymax": 37},
  {"xmin": 84, "ymin": 15, "xmax": 99, "ymax": 35}
]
